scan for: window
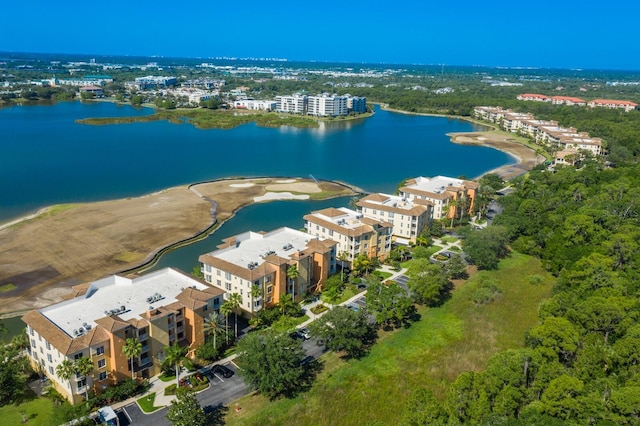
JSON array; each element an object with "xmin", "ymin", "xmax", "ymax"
[
  {"xmin": 217, "ymin": 279, "xmax": 221, "ymax": 286},
  {"xmin": 267, "ymin": 286, "xmax": 273, "ymax": 294},
  {"xmin": 203, "ymin": 305, "xmax": 208, "ymax": 311},
  {"xmin": 49, "ymin": 366, "xmax": 54, "ymax": 375},
  {"xmin": 98, "ymin": 359, "xmax": 106, "ymax": 369},
  {"xmin": 205, "ymin": 264, "xmax": 211, "ymax": 273},
  {"xmin": 31, "ymin": 339, "xmax": 36, "ymax": 348},
  {"xmin": 225, "ymin": 282, "xmax": 231, "ymax": 290},
  {"xmin": 29, "ymin": 327, "xmax": 34, "ymax": 336},
  {"xmin": 96, "ymin": 346, "xmax": 104, "ymax": 356},
  {"xmin": 265, "ymin": 276, "xmax": 272, "ymax": 283},
  {"xmin": 205, "ymin": 274, "xmax": 211, "ymax": 281},
  {"xmin": 77, "ymin": 378, "xmax": 87, "ymax": 389},
  {"xmin": 216, "ymin": 270, "xmax": 221, "ymax": 276},
  {"xmin": 47, "ymin": 354, "xmax": 53, "ymax": 363},
  {"xmin": 99, "ymin": 371, "xmax": 107, "ymax": 381},
  {"xmin": 225, "ymin": 272, "xmax": 232, "ymax": 280},
  {"xmin": 45, "ymin": 341, "xmax": 51, "ymax": 350}
]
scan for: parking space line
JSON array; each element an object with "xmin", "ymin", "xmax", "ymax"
[{"xmin": 229, "ymin": 360, "xmax": 240, "ymax": 369}]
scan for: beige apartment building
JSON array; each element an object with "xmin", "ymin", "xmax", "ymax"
[
  {"xmin": 22, "ymin": 268, "xmax": 224, "ymax": 404},
  {"xmin": 399, "ymin": 176, "xmax": 478, "ymax": 221},
  {"xmin": 356, "ymin": 193, "xmax": 432, "ymax": 244},
  {"xmin": 304, "ymin": 207, "xmax": 393, "ymax": 265},
  {"xmin": 199, "ymin": 227, "xmax": 337, "ymax": 315}
]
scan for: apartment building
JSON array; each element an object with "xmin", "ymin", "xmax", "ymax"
[
  {"xmin": 22, "ymin": 268, "xmax": 223, "ymax": 404},
  {"xmin": 346, "ymin": 95, "xmax": 367, "ymax": 113},
  {"xmin": 134, "ymin": 76, "xmax": 178, "ymax": 90},
  {"xmin": 199, "ymin": 227, "xmax": 337, "ymax": 315},
  {"xmin": 399, "ymin": 176, "xmax": 478, "ymax": 221},
  {"xmin": 276, "ymin": 94, "xmax": 308, "ymax": 114},
  {"xmin": 517, "ymin": 93, "xmax": 549, "ymax": 102},
  {"xmin": 307, "ymin": 93, "xmax": 348, "ymax": 117},
  {"xmin": 304, "ymin": 207, "xmax": 392, "ymax": 264},
  {"xmin": 357, "ymin": 193, "xmax": 432, "ymax": 244},
  {"xmin": 587, "ymin": 99, "xmax": 638, "ymax": 112},
  {"xmin": 550, "ymin": 96, "xmax": 586, "ymax": 106},
  {"xmin": 233, "ymin": 99, "xmax": 277, "ymax": 110}
]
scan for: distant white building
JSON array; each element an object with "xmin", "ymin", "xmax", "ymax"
[
  {"xmin": 276, "ymin": 94, "xmax": 308, "ymax": 114},
  {"xmin": 234, "ymin": 99, "xmax": 277, "ymax": 111}
]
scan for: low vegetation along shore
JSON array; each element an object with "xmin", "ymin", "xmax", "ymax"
[
  {"xmin": 76, "ymin": 105, "xmax": 373, "ymax": 130},
  {"xmin": 0, "ymin": 178, "xmax": 355, "ymax": 315}
]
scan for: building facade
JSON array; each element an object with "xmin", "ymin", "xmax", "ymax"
[
  {"xmin": 356, "ymin": 193, "xmax": 432, "ymax": 244},
  {"xmin": 134, "ymin": 76, "xmax": 178, "ymax": 90},
  {"xmin": 307, "ymin": 93, "xmax": 348, "ymax": 116},
  {"xmin": 199, "ymin": 227, "xmax": 337, "ymax": 315},
  {"xmin": 276, "ymin": 94, "xmax": 308, "ymax": 114},
  {"xmin": 303, "ymin": 207, "xmax": 392, "ymax": 264},
  {"xmin": 399, "ymin": 176, "xmax": 478, "ymax": 221},
  {"xmin": 22, "ymin": 268, "xmax": 223, "ymax": 404}
]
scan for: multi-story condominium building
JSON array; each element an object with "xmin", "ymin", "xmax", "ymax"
[
  {"xmin": 473, "ymin": 106, "xmax": 508, "ymax": 123},
  {"xmin": 357, "ymin": 193, "xmax": 432, "ymax": 244},
  {"xmin": 503, "ymin": 111, "xmax": 534, "ymax": 132},
  {"xmin": 276, "ymin": 94, "xmax": 308, "ymax": 114},
  {"xmin": 346, "ymin": 95, "xmax": 367, "ymax": 113},
  {"xmin": 517, "ymin": 93, "xmax": 549, "ymax": 102},
  {"xmin": 199, "ymin": 227, "xmax": 337, "ymax": 314},
  {"xmin": 22, "ymin": 268, "xmax": 224, "ymax": 404},
  {"xmin": 233, "ymin": 99, "xmax": 277, "ymax": 111},
  {"xmin": 587, "ymin": 99, "xmax": 638, "ymax": 112},
  {"xmin": 550, "ymin": 96, "xmax": 586, "ymax": 106},
  {"xmin": 134, "ymin": 76, "xmax": 178, "ymax": 90},
  {"xmin": 182, "ymin": 78, "xmax": 225, "ymax": 89},
  {"xmin": 307, "ymin": 93, "xmax": 348, "ymax": 117},
  {"xmin": 303, "ymin": 207, "xmax": 392, "ymax": 264},
  {"xmin": 399, "ymin": 176, "xmax": 478, "ymax": 221},
  {"xmin": 55, "ymin": 75, "xmax": 114, "ymax": 87}
]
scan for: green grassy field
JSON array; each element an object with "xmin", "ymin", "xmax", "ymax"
[
  {"xmin": 0, "ymin": 316, "xmax": 26, "ymax": 343},
  {"xmin": 0, "ymin": 392, "xmax": 61, "ymax": 426},
  {"xmin": 224, "ymin": 252, "xmax": 554, "ymax": 425}
]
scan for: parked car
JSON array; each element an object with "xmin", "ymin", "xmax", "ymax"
[
  {"xmin": 299, "ymin": 328, "xmax": 311, "ymax": 339},
  {"xmin": 211, "ymin": 364, "xmax": 234, "ymax": 378}
]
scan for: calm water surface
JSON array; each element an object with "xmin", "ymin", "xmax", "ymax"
[{"xmin": 1, "ymin": 101, "xmax": 513, "ymax": 271}]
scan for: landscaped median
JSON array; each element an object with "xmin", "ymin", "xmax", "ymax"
[{"xmin": 137, "ymin": 392, "xmax": 161, "ymax": 413}]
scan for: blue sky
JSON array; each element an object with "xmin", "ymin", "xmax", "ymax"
[{"xmin": 2, "ymin": 0, "xmax": 639, "ymax": 70}]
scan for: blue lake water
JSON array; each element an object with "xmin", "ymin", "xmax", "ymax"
[{"xmin": 0, "ymin": 101, "xmax": 514, "ymax": 271}]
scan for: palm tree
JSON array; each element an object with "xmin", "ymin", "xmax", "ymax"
[
  {"xmin": 164, "ymin": 344, "xmax": 187, "ymax": 386},
  {"xmin": 122, "ymin": 338, "xmax": 142, "ymax": 380},
  {"xmin": 219, "ymin": 302, "xmax": 233, "ymax": 344},
  {"xmin": 286, "ymin": 264, "xmax": 299, "ymax": 301},
  {"xmin": 203, "ymin": 312, "xmax": 225, "ymax": 353},
  {"xmin": 75, "ymin": 356, "xmax": 94, "ymax": 400},
  {"xmin": 227, "ymin": 293, "xmax": 242, "ymax": 338},
  {"xmin": 337, "ymin": 251, "xmax": 349, "ymax": 282},
  {"xmin": 55, "ymin": 359, "xmax": 75, "ymax": 395},
  {"xmin": 250, "ymin": 284, "xmax": 262, "ymax": 310},
  {"xmin": 447, "ymin": 198, "xmax": 459, "ymax": 228}
]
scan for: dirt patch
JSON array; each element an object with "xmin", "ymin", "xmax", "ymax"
[
  {"xmin": 0, "ymin": 178, "xmax": 355, "ymax": 314},
  {"xmin": 448, "ymin": 131, "xmax": 542, "ymax": 180}
]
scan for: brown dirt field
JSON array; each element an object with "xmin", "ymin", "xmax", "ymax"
[
  {"xmin": 0, "ymin": 178, "xmax": 354, "ymax": 314},
  {"xmin": 447, "ymin": 131, "xmax": 543, "ymax": 180}
]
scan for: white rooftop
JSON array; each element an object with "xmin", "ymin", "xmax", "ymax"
[
  {"xmin": 312, "ymin": 207, "xmax": 366, "ymax": 229},
  {"xmin": 365, "ymin": 193, "xmax": 422, "ymax": 210},
  {"xmin": 405, "ymin": 176, "xmax": 465, "ymax": 195},
  {"xmin": 210, "ymin": 227, "xmax": 316, "ymax": 270},
  {"xmin": 40, "ymin": 268, "xmax": 209, "ymax": 337}
]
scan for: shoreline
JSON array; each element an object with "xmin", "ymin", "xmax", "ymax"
[{"xmin": 377, "ymin": 103, "xmax": 540, "ymax": 180}]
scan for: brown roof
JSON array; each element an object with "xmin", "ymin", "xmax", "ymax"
[
  {"xmin": 94, "ymin": 315, "xmax": 130, "ymax": 333},
  {"xmin": 304, "ymin": 213, "xmax": 391, "ymax": 238},
  {"xmin": 313, "ymin": 207, "xmax": 348, "ymax": 218},
  {"xmin": 175, "ymin": 287, "xmax": 221, "ymax": 311},
  {"xmin": 357, "ymin": 195, "xmax": 431, "ymax": 215}
]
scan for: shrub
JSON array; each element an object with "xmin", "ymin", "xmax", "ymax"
[
  {"xmin": 311, "ymin": 304, "xmax": 329, "ymax": 315},
  {"xmin": 528, "ymin": 274, "xmax": 545, "ymax": 285},
  {"xmin": 165, "ymin": 383, "xmax": 177, "ymax": 396}
]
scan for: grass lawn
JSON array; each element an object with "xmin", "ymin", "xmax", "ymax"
[
  {"xmin": 321, "ymin": 287, "xmax": 358, "ymax": 305},
  {"xmin": 224, "ymin": 252, "xmax": 554, "ymax": 426},
  {"xmin": 372, "ymin": 270, "xmax": 393, "ymax": 280},
  {"xmin": 0, "ymin": 394, "xmax": 61, "ymax": 425},
  {"xmin": 137, "ymin": 392, "xmax": 162, "ymax": 412},
  {"xmin": 271, "ymin": 314, "xmax": 309, "ymax": 333},
  {"xmin": 0, "ymin": 316, "xmax": 27, "ymax": 342},
  {"xmin": 440, "ymin": 236, "xmax": 459, "ymax": 244},
  {"xmin": 159, "ymin": 373, "xmax": 176, "ymax": 382}
]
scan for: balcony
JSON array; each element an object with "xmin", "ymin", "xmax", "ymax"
[{"xmin": 133, "ymin": 357, "xmax": 153, "ymax": 372}]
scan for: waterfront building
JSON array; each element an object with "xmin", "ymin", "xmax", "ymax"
[
  {"xmin": 399, "ymin": 176, "xmax": 478, "ymax": 221},
  {"xmin": 56, "ymin": 75, "xmax": 114, "ymax": 87},
  {"xmin": 199, "ymin": 227, "xmax": 337, "ymax": 315},
  {"xmin": 134, "ymin": 76, "xmax": 178, "ymax": 90},
  {"xmin": 304, "ymin": 207, "xmax": 392, "ymax": 265},
  {"xmin": 233, "ymin": 99, "xmax": 277, "ymax": 111},
  {"xmin": 79, "ymin": 86, "xmax": 103, "ymax": 97},
  {"xmin": 307, "ymin": 93, "xmax": 348, "ymax": 117},
  {"xmin": 587, "ymin": 99, "xmax": 638, "ymax": 112},
  {"xmin": 22, "ymin": 268, "xmax": 224, "ymax": 404},
  {"xmin": 346, "ymin": 95, "xmax": 367, "ymax": 113},
  {"xmin": 357, "ymin": 193, "xmax": 432, "ymax": 244},
  {"xmin": 276, "ymin": 94, "xmax": 308, "ymax": 114}
]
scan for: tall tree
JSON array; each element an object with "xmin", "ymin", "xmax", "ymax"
[
  {"xmin": 219, "ymin": 302, "xmax": 233, "ymax": 344},
  {"xmin": 366, "ymin": 280, "xmax": 414, "ymax": 328},
  {"xmin": 55, "ymin": 359, "xmax": 76, "ymax": 395},
  {"xmin": 166, "ymin": 388, "xmax": 208, "ymax": 426},
  {"xmin": 164, "ymin": 344, "xmax": 187, "ymax": 386},
  {"xmin": 75, "ymin": 356, "xmax": 94, "ymax": 400},
  {"xmin": 227, "ymin": 293, "xmax": 243, "ymax": 338},
  {"xmin": 308, "ymin": 306, "xmax": 374, "ymax": 358},
  {"xmin": 406, "ymin": 260, "xmax": 452, "ymax": 306},
  {"xmin": 286, "ymin": 264, "xmax": 300, "ymax": 300},
  {"xmin": 122, "ymin": 338, "xmax": 142, "ymax": 380},
  {"xmin": 337, "ymin": 251, "xmax": 350, "ymax": 282},
  {"xmin": 236, "ymin": 331, "xmax": 306, "ymax": 400},
  {"xmin": 203, "ymin": 312, "xmax": 226, "ymax": 355}
]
